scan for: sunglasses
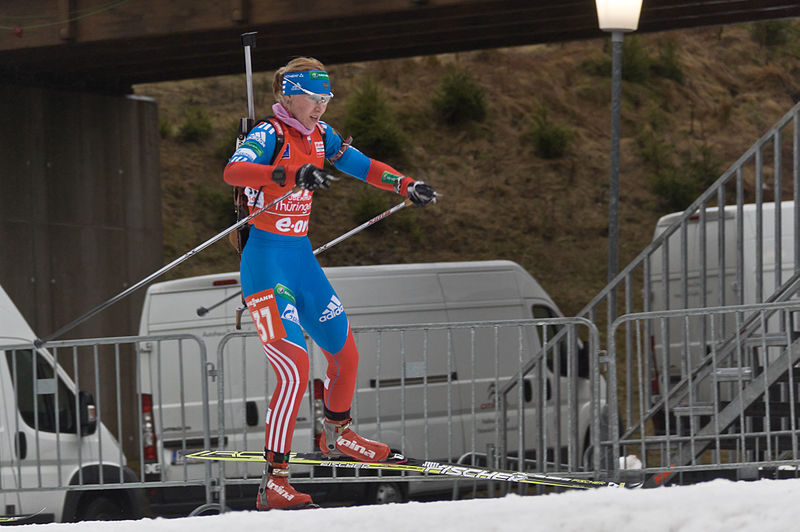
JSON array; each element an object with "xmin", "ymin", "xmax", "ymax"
[{"xmin": 284, "ymin": 77, "xmax": 333, "ymax": 105}]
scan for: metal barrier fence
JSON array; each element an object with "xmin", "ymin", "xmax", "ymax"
[
  {"xmin": 607, "ymin": 301, "xmax": 800, "ymax": 486},
  {"xmin": 0, "ymin": 319, "xmax": 605, "ymax": 520},
  {"xmin": 0, "ymin": 334, "xmax": 211, "ymax": 521},
  {"xmin": 8, "ymin": 304, "xmax": 800, "ymax": 519},
  {"xmin": 570, "ymin": 97, "xmax": 800, "ymax": 486},
  {"xmin": 209, "ymin": 318, "xmax": 605, "ymax": 509}
]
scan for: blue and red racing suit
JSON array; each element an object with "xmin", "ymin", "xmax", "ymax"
[{"xmin": 223, "ymin": 117, "xmax": 417, "ymax": 454}]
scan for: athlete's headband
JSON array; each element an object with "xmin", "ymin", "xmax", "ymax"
[{"xmin": 282, "ymin": 70, "xmax": 333, "ymax": 96}]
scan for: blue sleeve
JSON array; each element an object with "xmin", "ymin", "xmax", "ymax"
[
  {"xmin": 227, "ymin": 121, "xmax": 278, "ymax": 165},
  {"xmin": 321, "ymin": 121, "xmax": 370, "ymax": 182}
]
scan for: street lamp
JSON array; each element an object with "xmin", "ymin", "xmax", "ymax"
[{"xmin": 595, "ymin": 0, "xmax": 642, "ymax": 321}]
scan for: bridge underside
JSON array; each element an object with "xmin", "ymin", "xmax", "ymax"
[{"xmin": 1, "ymin": 0, "xmax": 798, "ymax": 93}]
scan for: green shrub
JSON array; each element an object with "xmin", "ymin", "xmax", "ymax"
[
  {"xmin": 431, "ymin": 69, "xmax": 487, "ymax": 126},
  {"xmin": 343, "ymin": 79, "xmax": 406, "ymax": 164},
  {"xmin": 749, "ymin": 21, "xmax": 791, "ymax": 47},
  {"xmin": 580, "ymin": 56, "xmax": 611, "ymax": 77},
  {"xmin": 647, "ymin": 166, "xmax": 696, "ymax": 212},
  {"xmin": 351, "ymin": 187, "xmax": 390, "ymax": 232},
  {"xmin": 637, "ymin": 132, "xmax": 671, "ymax": 169},
  {"xmin": 651, "ymin": 40, "xmax": 684, "ymax": 83},
  {"xmin": 196, "ymin": 183, "xmax": 235, "ymax": 228},
  {"xmin": 214, "ymin": 121, "xmax": 241, "ymax": 165},
  {"xmin": 583, "ymin": 36, "xmax": 680, "ymax": 83},
  {"xmin": 159, "ymin": 116, "xmax": 173, "ymax": 139},
  {"xmin": 177, "ymin": 106, "xmax": 213, "ymax": 143},
  {"xmin": 644, "ymin": 141, "xmax": 721, "ymax": 211},
  {"xmin": 528, "ymin": 108, "xmax": 571, "ymax": 160},
  {"xmin": 621, "ymin": 36, "xmax": 651, "ymax": 83}
]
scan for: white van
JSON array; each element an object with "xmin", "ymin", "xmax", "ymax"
[
  {"xmin": 0, "ymin": 284, "xmax": 145, "ymax": 523},
  {"xmin": 138, "ymin": 260, "xmax": 605, "ymax": 510},
  {"xmin": 649, "ymin": 202, "xmax": 796, "ymax": 392}
]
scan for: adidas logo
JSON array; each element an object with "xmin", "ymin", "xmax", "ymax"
[
  {"xmin": 336, "ymin": 435, "xmax": 376, "ymax": 459},
  {"xmin": 267, "ymin": 479, "xmax": 295, "ymax": 501},
  {"xmin": 319, "ymin": 295, "xmax": 344, "ymax": 322}
]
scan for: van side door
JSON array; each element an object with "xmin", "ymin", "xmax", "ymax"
[
  {"xmin": 0, "ymin": 356, "xmax": 19, "ymax": 516},
  {"xmin": 3, "ymin": 348, "xmax": 84, "ymax": 516}
]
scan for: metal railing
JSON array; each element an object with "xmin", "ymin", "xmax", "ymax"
[
  {"xmin": 0, "ymin": 318, "xmax": 608, "ymax": 520},
  {"xmin": 10, "ymin": 303, "xmax": 800, "ymax": 517},
  {"xmin": 606, "ymin": 301, "xmax": 800, "ymax": 486},
  {"xmin": 0, "ymin": 334, "xmax": 211, "ymax": 521},
  {"xmin": 209, "ymin": 318, "xmax": 606, "ymax": 508},
  {"xmin": 575, "ymin": 101, "xmax": 800, "ymax": 483}
]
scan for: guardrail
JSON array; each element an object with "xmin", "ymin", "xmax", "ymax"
[
  {"xmin": 0, "ymin": 334, "xmax": 210, "ymax": 521},
  {"xmin": 578, "ymin": 101, "xmax": 800, "ymax": 424},
  {"xmin": 607, "ymin": 301, "xmax": 800, "ymax": 486},
  {"xmin": 9, "ymin": 304, "xmax": 800, "ymax": 518},
  {"xmin": 210, "ymin": 318, "xmax": 607, "ymax": 508}
]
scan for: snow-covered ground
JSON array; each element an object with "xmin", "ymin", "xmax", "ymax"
[{"xmin": 12, "ymin": 477, "xmax": 800, "ymax": 532}]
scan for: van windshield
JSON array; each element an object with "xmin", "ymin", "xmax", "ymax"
[{"xmin": 4, "ymin": 349, "xmax": 78, "ymax": 433}]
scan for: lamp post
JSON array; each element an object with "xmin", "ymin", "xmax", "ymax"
[{"xmin": 595, "ymin": 0, "xmax": 642, "ymax": 322}]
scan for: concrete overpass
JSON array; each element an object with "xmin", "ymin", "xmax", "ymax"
[{"xmin": 2, "ymin": 0, "xmax": 798, "ymax": 93}]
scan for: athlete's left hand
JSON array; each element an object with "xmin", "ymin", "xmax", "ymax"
[{"xmin": 407, "ymin": 181, "xmax": 437, "ymax": 206}]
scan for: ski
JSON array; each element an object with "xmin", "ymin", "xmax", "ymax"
[
  {"xmin": 0, "ymin": 508, "xmax": 46, "ymax": 524},
  {"xmin": 185, "ymin": 449, "xmax": 633, "ymax": 490}
]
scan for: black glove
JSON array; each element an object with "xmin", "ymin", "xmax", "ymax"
[
  {"xmin": 407, "ymin": 180, "xmax": 437, "ymax": 206},
  {"xmin": 295, "ymin": 164, "xmax": 334, "ymax": 191}
]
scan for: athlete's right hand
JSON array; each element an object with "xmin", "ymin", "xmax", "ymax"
[
  {"xmin": 407, "ymin": 180, "xmax": 437, "ymax": 206},
  {"xmin": 295, "ymin": 164, "xmax": 334, "ymax": 191}
]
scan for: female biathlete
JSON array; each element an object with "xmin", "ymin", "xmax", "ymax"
[{"xmin": 223, "ymin": 57, "xmax": 437, "ymax": 510}]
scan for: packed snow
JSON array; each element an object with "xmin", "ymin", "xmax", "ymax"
[{"xmin": 11, "ymin": 477, "xmax": 800, "ymax": 531}]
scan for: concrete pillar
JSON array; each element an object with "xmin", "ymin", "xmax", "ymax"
[{"xmin": 0, "ymin": 84, "xmax": 163, "ymax": 459}]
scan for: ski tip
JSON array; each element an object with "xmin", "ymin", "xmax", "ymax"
[{"xmin": 0, "ymin": 508, "xmax": 46, "ymax": 524}]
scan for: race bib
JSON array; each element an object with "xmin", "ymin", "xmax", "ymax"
[{"xmin": 245, "ymin": 289, "xmax": 287, "ymax": 345}]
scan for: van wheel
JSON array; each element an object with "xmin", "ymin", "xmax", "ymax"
[
  {"xmin": 367, "ymin": 482, "xmax": 405, "ymax": 504},
  {"xmin": 80, "ymin": 495, "xmax": 125, "ymax": 521}
]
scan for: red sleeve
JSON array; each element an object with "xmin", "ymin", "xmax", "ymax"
[
  {"xmin": 223, "ymin": 161, "xmax": 304, "ymax": 192},
  {"xmin": 365, "ymin": 159, "xmax": 413, "ymax": 196}
]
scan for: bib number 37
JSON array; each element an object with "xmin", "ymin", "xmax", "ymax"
[{"xmin": 245, "ymin": 289, "xmax": 287, "ymax": 345}]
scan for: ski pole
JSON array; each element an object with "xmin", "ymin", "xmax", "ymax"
[
  {"xmin": 197, "ymin": 198, "xmax": 413, "ymax": 316},
  {"xmin": 36, "ymin": 187, "xmax": 299, "ymax": 346},
  {"xmin": 197, "ymin": 290, "xmax": 241, "ymax": 316},
  {"xmin": 312, "ymin": 198, "xmax": 411, "ymax": 255}
]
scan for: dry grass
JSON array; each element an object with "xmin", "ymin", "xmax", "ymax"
[{"xmin": 134, "ymin": 23, "xmax": 800, "ymax": 317}]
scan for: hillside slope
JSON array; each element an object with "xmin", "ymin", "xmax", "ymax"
[{"xmin": 134, "ymin": 22, "xmax": 800, "ymax": 316}]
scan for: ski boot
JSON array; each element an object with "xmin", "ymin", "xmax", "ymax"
[
  {"xmin": 256, "ymin": 451, "xmax": 316, "ymax": 510},
  {"xmin": 320, "ymin": 417, "xmax": 390, "ymax": 462}
]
